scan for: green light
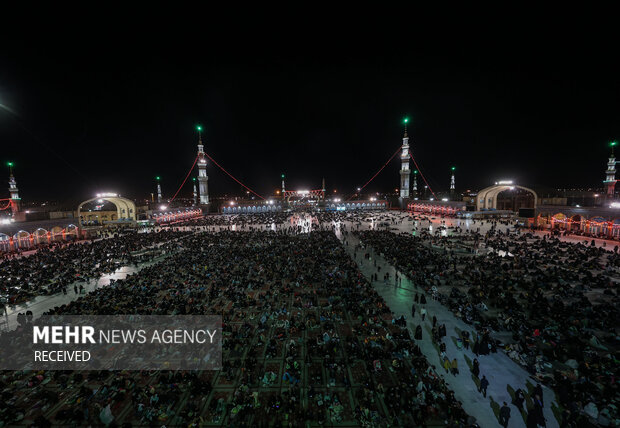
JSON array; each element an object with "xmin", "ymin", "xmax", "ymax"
[
  {"xmin": 611, "ymin": 141, "xmax": 618, "ymax": 147},
  {"xmin": 7, "ymin": 162, "xmax": 13, "ymax": 167},
  {"xmin": 192, "ymin": 177, "xmax": 196, "ymax": 181},
  {"xmin": 196, "ymin": 125, "xmax": 202, "ymax": 131},
  {"xmin": 281, "ymin": 174, "xmax": 285, "ymax": 179},
  {"xmin": 451, "ymin": 166, "xmax": 455, "ymax": 171},
  {"xmin": 403, "ymin": 118, "xmax": 409, "ymax": 124},
  {"xmin": 414, "ymin": 170, "xmax": 418, "ymax": 174},
  {"xmin": 156, "ymin": 176, "xmax": 160, "ymax": 180}
]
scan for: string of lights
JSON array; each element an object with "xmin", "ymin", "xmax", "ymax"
[
  {"xmin": 203, "ymin": 151, "xmax": 265, "ymax": 200},
  {"xmin": 348, "ymin": 146, "xmax": 402, "ymax": 201},
  {"xmin": 409, "ymin": 152, "xmax": 437, "ymax": 199},
  {"xmin": 548, "ymin": 217, "xmax": 618, "ymax": 227},
  {"xmin": 170, "ymin": 155, "xmax": 199, "ymax": 202}
]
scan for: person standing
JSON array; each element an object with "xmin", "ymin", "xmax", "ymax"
[
  {"xmin": 526, "ymin": 406, "xmax": 538, "ymax": 428},
  {"xmin": 533, "ymin": 396, "xmax": 546, "ymax": 427},
  {"xmin": 462, "ymin": 331, "xmax": 470, "ymax": 349},
  {"xmin": 450, "ymin": 358, "xmax": 458, "ymax": 376},
  {"xmin": 414, "ymin": 325, "xmax": 422, "ymax": 340},
  {"xmin": 479, "ymin": 375, "xmax": 489, "ymax": 398},
  {"xmin": 420, "ymin": 307, "xmax": 427, "ymax": 321},
  {"xmin": 472, "ymin": 358, "xmax": 480, "ymax": 378},
  {"xmin": 534, "ymin": 384, "xmax": 544, "ymax": 406},
  {"xmin": 473, "ymin": 339, "xmax": 480, "ymax": 356},
  {"xmin": 499, "ymin": 402, "xmax": 511, "ymax": 428},
  {"xmin": 513, "ymin": 388, "xmax": 525, "ymax": 412}
]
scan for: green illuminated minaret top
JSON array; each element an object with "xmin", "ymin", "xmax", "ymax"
[{"xmin": 196, "ymin": 125, "xmax": 203, "ymax": 145}]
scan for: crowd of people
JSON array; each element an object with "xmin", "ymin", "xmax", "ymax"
[
  {"xmin": 1, "ymin": 209, "xmax": 618, "ymax": 426},
  {"xmin": 0, "ymin": 230, "xmax": 191, "ymax": 305},
  {"xmin": 355, "ymin": 225, "xmax": 619, "ymax": 427},
  {"xmin": 0, "ymin": 228, "xmax": 472, "ymax": 427}
]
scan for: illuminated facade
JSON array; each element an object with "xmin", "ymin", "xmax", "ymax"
[
  {"xmin": 8, "ymin": 162, "xmax": 20, "ymax": 215},
  {"xmin": 197, "ymin": 128, "xmax": 209, "ymax": 205},
  {"xmin": 450, "ymin": 167, "xmax": 455, "ymax": 195},
  {"xmin": 281, "ymin": 174, "xmax": 286, "ymax": 199},
  {"xmin": 604, "ymin": 142, "xmax": 617, "ymax": 198},
  {"xmin": 399, "ymin": 122, "xmax": 410, "ymax": 199}
]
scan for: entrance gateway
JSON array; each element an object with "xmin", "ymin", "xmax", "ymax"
[{"xmin": 476, "ymin": 181, "xmax": 538, "ymax": 211}]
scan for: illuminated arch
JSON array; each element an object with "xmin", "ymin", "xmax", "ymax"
[
  {"xmin": 476, "ymin": 184, "xmax": 538, "ymax": 210},
  {"xmin": 14, "ymin": 230, "xmax": 31, "ymax": 249},
  {"xmin": 33, "ymin": 228, "xmax": 49, "ymax": 244},
  {"xmin": 0, "ymin": 233, "xmax": 10, "ymax": 252},
  {"xmin": 77, "ymin": 196, "xmax": 136, "ymax": 227},
  {"xmin": 66, "ymin": 224, "xmax": 79, "ymax": 239}
]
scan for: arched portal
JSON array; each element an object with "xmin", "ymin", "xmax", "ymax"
[
  {"xmin": 66, "ymin": 224, "xmax": 79, "ymax": 240},
  {"xmin": 570, "ymin": 215, "xmax": 582, "ymax": 231},
  {"xmin": 588, "ymin": 216, "xmax": 607, "ymax": 236},
  {"xmin": 0, "ymin": 233, "xmax": 10, "ymax": 252},
  {"xmin": 77, "ymin": 196, "xmax": 136, "ymax": 228},
  {"xmin": 552, "ymin": 213, "xmax": 567, "ymax": 230},
  {"xmin": 476, "ymin": 184, "xmax": 538, "ymax": 211},
  {"xmin": 33, "ymin": 228, "xmax": 49, "ymax": 245},
  {"xmin": 14, "ymin": 230, "xmax": 31, "ymax": 249}
]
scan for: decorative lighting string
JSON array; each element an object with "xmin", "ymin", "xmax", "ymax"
[
  {"xmin": 170, "ymin": 155, "xmax": 199, "ymax": 202},
  {"xmin": 203, "ymin": 151, "xmax": 265, "ymax": 200},
  {"xmin": 549, "ymin": 217, "xmax": 616, "ymax": 227},
  {"xmin": 409, "ymin": 152, "xmax": 437, "ymax": 199},
  {"xmin": 348, "ymin": 146, "xmax": 402, "ymax": 200}
]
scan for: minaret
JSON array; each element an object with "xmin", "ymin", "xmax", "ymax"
[
  {"xmin": 196, "ymin": 125, "xmax": 209, "ymax": 205},
  {"xmin": 281, "ymin": 173, "xmax": 286, "ymax": 199},
  {"xmin": 450, "ymin": 166, "xmax": 456, "ymax": 196},
  {"xmin": 321, "ymin": 177, "xmax": 326, "ymax": 199},
  {"xmin": 605, "ymin": 141, "xmax": 618, "ymax": 198},
  {"xmin": 7, "ymin": 162, "xmax": 20, "ymax": 214},
  {"xmin": 156, "ymin": 176, "xmax": 162, "ymax": 203},
  {"xmin": 412, "ymin": 170, "xmax": 418, "ymax": 197},
  {"xmin": 192, "ymin": 177, "xmax": 198, "ymax": 206},
  {"xmin": 399, "ymin": 118, "xmax": 411, "ymax": 199}
]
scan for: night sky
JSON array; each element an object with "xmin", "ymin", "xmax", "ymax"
[{"xmin": 1, "ymin": 17, "xmax": 618, "ymax": 203}]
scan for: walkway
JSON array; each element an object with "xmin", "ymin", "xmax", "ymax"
[
  {"xmin": 0, "ymin": 233, "xmax": 191, "ymax": 331},
  {"xmin": 0, "ymin": 254, "xmax": 169, "ymax": 331},
  {"xmin": 336, "ymin": 229, "xmax": 560, "ymax": 428}
]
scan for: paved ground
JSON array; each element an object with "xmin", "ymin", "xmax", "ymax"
[
  {"xmin": 2, "ymin": 212, "xmax": 585, "ymax": 427},
  {"xmin": 336, "ymin": 228, "xmax": 559, "ymax": 428},
  {"xmin": 0, "ymin": 255, "xmax": 170, "ymax": 332}
]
